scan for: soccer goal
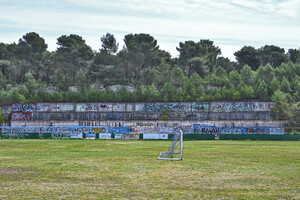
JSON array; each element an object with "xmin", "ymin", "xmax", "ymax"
[{"xmin": 157, "ymin": 127, "xmax": 183, "ymax": 161}]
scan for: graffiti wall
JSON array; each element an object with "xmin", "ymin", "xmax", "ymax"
[
  {"xmin": 1, "ymin": 123, "xmax": 284, "ymax": 139},
  {"xmin": 253, "ymin": 102, "xmax": 274, "ymax": 112},
  {"xmin": 210, "ymin": 102, "xmax": 252, "ymax": 112},
  {"xmin": 142, "ymin": 103, "xmax": 190, "ymax": 112},
  {"xmin": 9, "ymin": 101, "xmax": 276, "ymax": 121},
  {"xmin": 109, "ymin": 127, "xmax": 131, "ymax": 134},
  {"xmin": 37, "ymin": 103, "xmax": 75, "ymax": 112},
  {"xmin": 113, "ymin": 103, "xmax": 126, "ymax": 112},
  {"xmin": 10, "ymin": 102, "xmax": 275, "ymax": 113},
  {"xmin": 193, "ymin": 124, "xmax": 221, "ymax": 134},
  {"xmin": 11, "ymin": 103, "xmax": 37, "ymax": 121},
  {"xmin": 192, "ymin": 102, "xmax": 210, "ymax": 111},
  {"xmin": 193, "ymin": 124, "xmax": 284, "ymax": 135},
  {"xmin": 11, "ymin": 113, "xmax": 33, "ymax": 121},
  {"xmin": 12, "ymin": 103, "xmax": 36, "ymax": 112}
]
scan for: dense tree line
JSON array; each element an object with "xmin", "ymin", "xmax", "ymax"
[{"xmin": 0, "ymin": 32, "xmax": 299, "ymax": 126}]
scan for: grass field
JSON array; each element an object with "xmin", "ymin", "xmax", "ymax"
[{"xmin": 0, "ymin": 139, "xmax": 299, "ymax": 199}]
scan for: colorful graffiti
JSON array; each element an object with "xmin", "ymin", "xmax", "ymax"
[
  {"xmin": 11, "ymin": 113, "xmax": 33, "ymax": 121},
  {"xmin": 1, "ymin": 124, "xmax": 284, "ymax": 138},
  {"xmin": 142, "ymin": 103, "xmax": 189, "ymax": 112},
  {"xmin": 37, "ymin": 103, "xmax": 75, "ymax": 112},
  {"xmin": 8, "ymin": 101, "xmax": 278, "ymax": 122},
  {"xmin": 193, "ymin": 124, "xmax": 221, "ymax": 134},
  {"xmin": 253, "ymin": 102, "xmax": 274, "ymax": 112},
  {"xmin": 91, "ymin": 127, "xmax": 108, "ymax": 133},
  {"xmin": 210, "ymin": 102, "xmax": 252, "ymax": 112},
  {"xmin": 37, "ymin": 103, "xmax": 58, "ymax": 112},
  {"xmin": 192, "ymin": 102, "xmax": 210, "ymax": 111},
  {"xmin": 9, "ymin": 102, "xmax": 276, "ymax": 113},
  {"xmin": 109, "ymin": 127, "xmax": 131, "ymax": 134},
  {"xmin": 194, "ymin": 124, "xmax": 284, "ymax": 135},
  {"xmin": 113, "ymin": 103, "xmax": 126, "ymax": 111},
  {"xmin": 75, "ymin": 103, "xmax": 113, "ymax": 112},
  {"xmin": 12, "ymin": 103, "xmax": 36, "ymax": 112}
]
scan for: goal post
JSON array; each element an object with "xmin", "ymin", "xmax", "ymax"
[{"xmin": 157, "ymin": 127, "xmax": 183, "ymax": 161}]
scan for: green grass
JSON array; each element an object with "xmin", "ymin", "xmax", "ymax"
[{"xmin": 0, "ymin": 140, "xmax": 299, "ymax": 199}]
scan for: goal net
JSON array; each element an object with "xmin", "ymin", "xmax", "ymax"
[{"xmin": 157, "ymin": 128, "xmax": 183, "ymax": 160}]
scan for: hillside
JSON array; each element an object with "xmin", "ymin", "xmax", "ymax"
[{"xmin": 0, "ymin": 32, "xmax": 299, "ymax": 128}]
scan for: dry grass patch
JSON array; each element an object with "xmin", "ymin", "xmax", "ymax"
[{"xmin": 0, "ymin": 139, "xmax": 299, "ymax": 199}]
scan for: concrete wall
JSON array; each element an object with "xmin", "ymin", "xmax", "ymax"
[
  {"xmin": 5, "ymin": 101, "xmax": 282, "ymax": 128},
  {"xmin": 11, "ymin": 120, "xmax": 285, "ymax": 128}
]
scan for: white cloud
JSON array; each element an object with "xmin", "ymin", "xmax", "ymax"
[{"xmin": 0, "ymin": 0, "xmax": 299, "ymax": 60}]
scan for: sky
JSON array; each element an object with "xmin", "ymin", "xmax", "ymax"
[{"xmin": 0, "ymin": 0, "xmax": 300, "ymax": 61}]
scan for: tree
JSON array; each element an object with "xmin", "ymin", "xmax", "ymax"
[
  {"xmin": 234, "ymin": 46, "xmax": 259, "ymax": 70},
  {"xmin": 18, "ymin": 32, "xmax": 47, "ymax": 56},
  {"xmin": 24, "ymin": 72, "xmax": 38, "ymax": 95},
  {"xmin": 288, "ymin": 49, "xmax": 300, "ymax": 64},
  {"xmin": 161, "ymin": 82, "xmax": 176, "ymax": 101},
  {"xmin": 170, "ymin": 66, "xmax": 185, "ymax": 87},
  {"xmin": 270, "ymin": 77, "xmax": 281, "ymax": 94},
  {"xmin": 187, "ymin": 57, "xmax": 208, "ymax": 78},
  {"xmin": 100, "ymin": 33, "xmax": 119, "ymax": 55},
  {"xmin": 56, "ymin": 34, "xmax": 93, "ymax": 82},
  {"xmin": 145, "ymin": 84, "xmax": 160, "ymax": 102},
  {"xmin": 0, "ymin": 108, "xmax": 5, "ymax": 122},
  {"xmin": 256, "ymin": 45, "xmax": 288, "ymax": 67},
  {"xmin": 120, "ymin": 33, "xmax": 166, "ymax": 83},
  {"xmin": 238, "ymin": 81, "xmax": 254, "ymax": 99},
  {"xmin": 216, "ymin": 57, "xmax": 235, "ymax": 73},
  {"xmin": 89, "ymin": 50, "xmax": 123, "ymax": 85},
  {"xmin": 271, "ymin": 90, "xmax": 293, "ymax": 120},
  {"xmin": 215, "ymin": 66, "xmax": 227, "ymax": 78},
  {"xmin": 256, "ymin": 64, "xmax": 275, "ymax": 85},
  {"xmin": 11, "ymin": 90, "xmax": 27, "ymax": 104},
  {"xmin": 17, "ymin": 32, "xmax": 48, "ymax": 80},
  {"xmin": 54, "ymin": 69, "xmax": 71, "ymax": 91},
  {"xmin": 75, "ymin": 69, "xmax": 89, "ymax": 92},
  {"xmin": 256, "ymin": 81, "xmax": 268, "ymax": 100},
  {"xmin": 240, "ymin": 65, "xmax": 253, "ymax": 86},
  {"xmin": 281, "ymin": 76, "xmax": 292, "ymax": 93},
  {"xmin": 0, "ymin": 71, "xmax": 7, "ymax": 90},
  {"xmin": 152, "ymin": 59, "xmax": 171, "ymax": 87},
  {"xmin": 189, "ymin": 73, "xmax": 203, "ymax": 88},
  {"xmin": 182, "ymin": 78, "xmax": 196, "ymax": 100},
  {"xmin": 176, "ymin": 39, "xmax": 221, "ymax": 73},
  {"xmin": 228, "ymin": 70, "xmax": 241, "ymax": 87}
]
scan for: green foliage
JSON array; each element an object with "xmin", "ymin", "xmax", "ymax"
[
  {"xmin": 238, "ymin": 82, "xmax": 254, "ymax": 99},
  {"xmin": 0, "ymin": 107, "xmax": 5, "ymax": 122},
  {"xmin": 235, "ymin": 45, "xmax": 289, "ymax": 70},
  {"xmin": 54, "ymin": 69, "xmax": 71, "ymax": 91},
  {"xmin": 240, "ymin": 65, "xmax": 253, "ymax": 86},
  {"xmin": 281, "ymin": 77, "xmax": 292, "ymax": 93},
  {"xmin": 256, "ymin": 64, "xmax": 275, "ymax": 85},
  {"xmin": 215, "ymin": 66, "xmax": 227, "ymax": 78},
  {"xmin": 100, "ymin": 33, "xmax": 118, "ymax": 55},
  {"xmin": 0, "ymin": 71, "xmax": 7, "ymax": 90},
  {"xmin": 256, "ymin": 81, "xmax": 269, "ymax": 101},
  {"xmin": 270, "ymin": 77, "xmax": 281, "ymax": 94},
  {"xmin": 24, "ymin": 72, "xmax": 38, "ymax": 95},
  {"xmin": 161, "ymin": 115, "xmax": 170, "ymax": 120},
  {"xmin": 75, "ymin": 69, "xmax": 89, "ymax": 92},
  {"xmin": 228, "ymin": 70, "xmax": 241, "ymax": 87},
  {"xmin": 0, "ymin": 32, "xmax": 299, "ymax": 118}
]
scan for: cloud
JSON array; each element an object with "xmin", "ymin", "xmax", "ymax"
[{"xmin": 0, "ymin": 0, "xmax": 299, "ymax": 60}]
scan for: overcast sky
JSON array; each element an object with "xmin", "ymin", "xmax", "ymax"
[{"xmin": 1, "ymin": 0, "xmax": 300, "ymax": 60}]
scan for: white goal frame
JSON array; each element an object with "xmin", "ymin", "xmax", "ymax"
[{"xmin": 157, "ymin": 128, "xmax": 183, "ymax": 161}]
